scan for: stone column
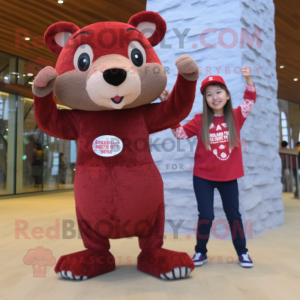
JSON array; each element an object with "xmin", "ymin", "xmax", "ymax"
[{"xmin": 146, "ymin": 0, "xmax": 283, "ymax": 239}]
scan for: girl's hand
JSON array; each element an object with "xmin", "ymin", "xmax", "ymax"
[
  {"xmin": 242, "ymin": 66, "xmax": 253, "ymax": 86},
  {"xmin": 159, "ymin": 89, "xmax": 170, "ymax": 102},
  {"xmin": 242, "ymin": 67, "xmax": 251, "ymax": 77}
]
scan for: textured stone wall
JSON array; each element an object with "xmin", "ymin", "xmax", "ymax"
[{"xmin": 146, "ymin": 0, "xmax": 283, "ymax": 239}]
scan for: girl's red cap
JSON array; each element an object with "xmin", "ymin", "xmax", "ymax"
[{"xmin": 200, "ymin": 76, "xmax": 227, "ymax": 94}]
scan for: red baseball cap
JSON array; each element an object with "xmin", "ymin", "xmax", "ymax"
[{"xmin": 200, "ymin": 75, "xmax": 227, "ymax": 94}]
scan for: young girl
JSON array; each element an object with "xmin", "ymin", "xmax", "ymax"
[{"xmin": 159, "ymin": 67, "xmax": 256, "ymax": 268}]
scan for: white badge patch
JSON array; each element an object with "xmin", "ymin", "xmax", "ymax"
[{"xmin": 92, "ymin": 135, "xmax": 123, "ymax": 157}]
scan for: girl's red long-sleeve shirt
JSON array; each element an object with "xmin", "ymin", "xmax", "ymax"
[{"xmin": 171, "ymin": 84, "xmax": 256, "ymax": 181}]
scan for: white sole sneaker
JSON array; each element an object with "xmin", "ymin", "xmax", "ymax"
[
  {"xmin": 193, "ymin": 258, "xmax": 208, "ymax": 266},
  {"xmin": 239, "ymin": 262, "xmax": 253, "ymax": 268}
]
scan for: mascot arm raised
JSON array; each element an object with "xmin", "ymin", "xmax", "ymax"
[
  {"xmin": 32, "ymin": 66, "xmax": 81, "ymax": 140},
  {"xmin": 143, "ymin": 55, "xmax": 199, "ymax": 134}
]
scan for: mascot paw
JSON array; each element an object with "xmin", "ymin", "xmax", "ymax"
[
  {"xmin": 137, "ymin": 248, "xmax": 195, "ymax": 280},
  {"xmin": 160, "ymin": 266, "xmax": 192, "ymax": 280},
  {"xmin": 32, "ymin": 66, "xmax": 57, "ymax": 97},
  {"xmin": 54, "ymin": 249, "xmax": 115, "ymax": 280},
  {"xmin": 175, "ymin": 55, "xmax": 199, "ymax": 81},
  {"xmin": 58, "ymin": 270, "xmax": 88, "ymax": 280}
]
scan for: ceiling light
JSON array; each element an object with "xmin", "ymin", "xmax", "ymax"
[
  {"xmin": 280, "ymin": 65, "xmax": 284, "ymax": 68},
  {"xmin": 27, "ymin": 73, "xmax": 33, "ymax": 76},
  {"xmin": 28, "ymin": 82, "xmax": 33, "ymax": 85},
  {"xmin": 294, "ymin": 78, "xmax": 298, "ymax": 81},
  {"xmin": 23, "ymin": 74, "xmax": 26, "ymax": 76},
  {"xmin": 58, "ymin": 0, "xmax": 64, "ymax": 3},
  {"xmin": 25, "ymin": 37, "xmax": 30, "ymax": 41}
]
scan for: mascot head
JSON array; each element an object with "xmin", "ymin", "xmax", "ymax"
[{"xmin": 44, "ymin": 11, "xmax": 167, "ymax": 111}]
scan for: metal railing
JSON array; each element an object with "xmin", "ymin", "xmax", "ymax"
[{"xmin": 279, "ymin": 149, "xmax": 300, "ymax": 199}]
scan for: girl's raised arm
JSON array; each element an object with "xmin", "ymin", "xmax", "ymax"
[{"xmin": 235, "ymin": 67, "xmax": 257, "ymax": 127}]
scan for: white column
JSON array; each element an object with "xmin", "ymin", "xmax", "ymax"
[{"xmin": 146, "ymin": 0, "xmax": 283, "ymax": 238}]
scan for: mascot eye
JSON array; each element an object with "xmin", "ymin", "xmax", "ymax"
[
  {"xmin": 131, "ymin": 49, "xmax": 143, "ymax": 67},
  {"xmin": 128, "ymin": 41, "xmax": 146, "ymax": 67},
  {"xmin": 73, "ymin": 44, "xmax": 94, "ymax": 72},
  {"xmin": 78, "ymin": 53, "xmax": 90, "ymax": 71}
]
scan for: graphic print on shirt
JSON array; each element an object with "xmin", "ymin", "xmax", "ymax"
[
  {"xmin": 240, "ymin": 99, "xmax": 255, "ymax": 118},
  {"xmin": 209, "ymin": 122, "xmax": 231, "ymax": 161},
  {"xmin": 171, "ymin": 127, "xmax": 188, "ymax": 140}
]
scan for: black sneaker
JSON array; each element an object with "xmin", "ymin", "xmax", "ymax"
[
  {"xmin": 192, "ymin": 252, "xmax": 208, "ymax": 266},
  {"xmin": 238, "ymin": 253, "xmax": 253, "ymax": 268}
]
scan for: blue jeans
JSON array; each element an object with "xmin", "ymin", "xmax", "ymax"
[{"xmin": 193, "ymin": 175, "xmax": 248, "ymax": 256}]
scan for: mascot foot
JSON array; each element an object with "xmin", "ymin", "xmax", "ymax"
[
  {"xmin": 137, "ymin": 248, "xmax": 194, "ymax": 280},
  {"xmin": 54, "ymin": 249, "xmax": 115, "ymax": 280},
  {"xmin": 160, "ymin": 266, "xmax": 192, "ymax": 280}
]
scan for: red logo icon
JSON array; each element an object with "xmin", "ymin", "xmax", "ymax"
[{"xmin": 23, "ymin": 246, "xmax": 56, "ymax": 277}]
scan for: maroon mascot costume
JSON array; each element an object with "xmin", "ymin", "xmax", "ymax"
[{"xmin": 33, "ymin": 11, "xmax": 199, "ymax": 280}]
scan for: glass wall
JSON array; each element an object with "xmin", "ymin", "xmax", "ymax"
[
  {"xmin": 18, "ymin": 57, "xmax": 46, "ymax": 88},
  {"xmin": 278, "ymin": 98, "xmax": 300, "ymax": 149},
  {"xmin": 0, "ymin": 52, "xmax": 18, "ymax": 84},
  {"xmin": 278, "ymin": 98, "xmax": 300, "ymax": 198},
  {"xmin": 0, "ymin": 51, "xmax": 47, "ymax": 87},
  {"xmin": 0, "ymin": 91, "xmax": 17, "ymax": 195},
  {"xmin": 0, "ymin": 51, "xmax": 77, "ymax": 196},
  {"xmin": 15, "ymin": 96, "xmax": 77, "ymax": 195}
]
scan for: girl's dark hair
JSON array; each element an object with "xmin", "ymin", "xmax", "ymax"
[{"xmin": 201, "ymin": 83, "xmax": 239, "ymax": 151}]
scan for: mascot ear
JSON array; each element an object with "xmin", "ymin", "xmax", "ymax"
[
  {"xmin": 44, "ymin": 21, "xmax": 80, "ymax": 56},
  {"xmin": 128, "ymin": 11, "xmax": 167, "ymax": 47}
]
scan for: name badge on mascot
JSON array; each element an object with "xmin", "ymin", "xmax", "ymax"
[{"xmin": 92, "ymin": 135, "xmax": 123, "ymax": 157}]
